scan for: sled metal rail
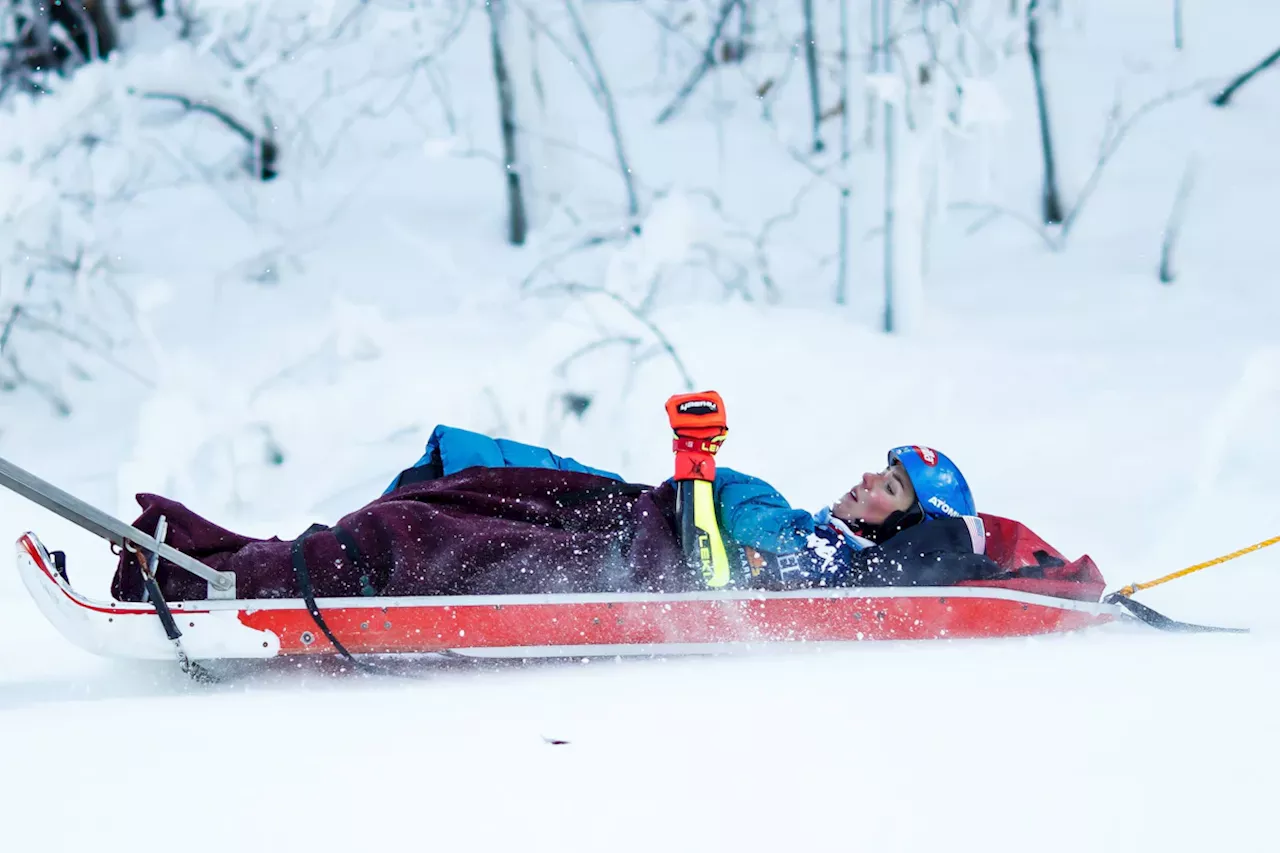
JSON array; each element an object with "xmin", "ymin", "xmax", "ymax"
[{"xmin": 0, "ymin": 455, "xmax": 236, "ymax": 596}]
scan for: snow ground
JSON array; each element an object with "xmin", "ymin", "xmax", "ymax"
[{"xmin": 1, "ymin": 1, "xmax": 1278, "ymax": 850}]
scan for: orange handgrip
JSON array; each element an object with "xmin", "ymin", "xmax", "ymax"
[
  {"xmin": 666, "ymin": 391, "xmax": 728, "ymax": 481},
  {"xmin": 665, "ymin": 391, "xmax": 727, "ymax": 437}
]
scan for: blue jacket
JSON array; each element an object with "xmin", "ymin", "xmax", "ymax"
[
  {"xmin": 386, "ymin": 426, "xmax": 991, "ymax": 588},
  {"xmin": 383, "ymin": 425, "xmax": 622, "ymax": 494},
  {"xmin": 716, "ymin": 466, "xmax": 993, "ymax": 588},
  {"xmin": 711, "ymin": 466, "xmax": 876, "ymax": 587}
]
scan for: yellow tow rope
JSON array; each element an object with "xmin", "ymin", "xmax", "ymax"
[{"xmin": 1116, "ymin": 534, "xmax": 1280, "ymax": 598}]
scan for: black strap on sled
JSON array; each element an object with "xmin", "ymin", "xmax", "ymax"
[
  {"xmin": 330, "ymin": 524, "xmax": 380, "ymax": 597},
  {"xmin": 290, "ymin": 524, "xmax": 453, "ymax": 679},
  {"xmin": 291, "ymin": 523, "xmax": 362, "ymax": 664},
  {"xmin": 136, "ymin": 560, "xmax": 218, "ymax": 683},
  {"xmin": 1104, "ymin": 592, "xmax": 1248, "ymax": 634},
  {"xmin": 132, "ymin": 517, "xmax": 219, "ymax": 683}
]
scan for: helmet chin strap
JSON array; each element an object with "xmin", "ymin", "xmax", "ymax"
[{"xmin": 843, "ymin": 504, "xmax": 926, "ymax": 544}]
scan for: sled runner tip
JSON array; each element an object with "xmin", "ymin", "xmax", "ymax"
[{"xmin": 16, "ymin": 532, "xmax": 282, "ymax": 661}]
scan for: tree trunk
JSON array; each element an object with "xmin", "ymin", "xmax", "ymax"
[
  {"xmin": 84, "ymin": 1, "xmax": 118, "ymax": 58},
  {"xmin": 56, "ymin": 1, "xmax": 118, "ymax": 62},
  {"xmin": 835, "ymin": 0, "xmax": 852, "ymax": 304},
  {"xmin": 1027, "ymin": 0, "xmax": 1064, "ymax": 225},
  {"xmin": 802, "ymin": 0, "xmax": 823, "ymax": 153},
  {"xmin": 485, "ymin": 0, "xmax": 528, "ymax": 246},
  {"xmin": 880, "ymin": 0, "xmax": 895, "ymax": 333}
]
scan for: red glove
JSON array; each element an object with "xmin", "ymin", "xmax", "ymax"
[{"xmin": 665, "ymin": 391, "xmax": 728, "ymax": 481}]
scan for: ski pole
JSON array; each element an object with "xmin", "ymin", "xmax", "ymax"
[{"xmin": 666, "ymin": 391, "xmax": 732, "ymax": 588}]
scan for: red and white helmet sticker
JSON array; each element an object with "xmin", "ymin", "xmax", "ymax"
[{"xmin": 913, "ymin": 446, "xmax": 938, "ymax": 466}]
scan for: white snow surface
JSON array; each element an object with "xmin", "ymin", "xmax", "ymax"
[{"xmin": 1, "ymin": 2, "xmax": 1278, "ymax": 850}]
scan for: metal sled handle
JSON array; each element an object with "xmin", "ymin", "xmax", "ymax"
[{"xmin": 0, "ymin": 455, "xmax": 235, "ymax": 593}]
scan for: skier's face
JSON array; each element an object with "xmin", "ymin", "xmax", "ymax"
[{"xmin": 831, "ymin": 461, "xmax": 916, "ymax": 526}]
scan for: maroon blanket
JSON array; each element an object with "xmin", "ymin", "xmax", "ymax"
[{"xmin": 112, "ymin": 468, "xmax": 689, "ymax": 602}]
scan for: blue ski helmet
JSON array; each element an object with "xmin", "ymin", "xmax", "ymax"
[{"xmin": 887, "ymin": 446, "xmax": 975, "ymax": 519}]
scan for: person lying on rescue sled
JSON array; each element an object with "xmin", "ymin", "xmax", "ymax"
[
  {"xmin": 111, "ymin": 425, "xmax": 997, "ymax": 603},
  {"xmin": 381, "ymin": 423, "xmax": 990, "ymax": 586}
]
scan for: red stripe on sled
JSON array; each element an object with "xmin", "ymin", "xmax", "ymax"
[
  {"xmin": 237, "ymin": 595, "xmax": 1112, "ymax": 655},
  {"xmin": 20, "ymin": 534, "xmax": 212, "ymax": 616}
]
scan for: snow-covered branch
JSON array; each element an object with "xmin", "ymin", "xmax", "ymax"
[
  {"xmin": 528, "ymin": 280, "xmax": 695, "ymax": 391},
  {"xmin": 1060, "ymin": 79, "xmax": 1218, "ymax": 241},
  {"xmin": 562, "ymin": 0, "xmax": 640, "ymax": 224},
  {"xmin": 1159, "ymin": 157, "xmax": 1198, "ymax": 285},
  {"xmin": 654, "ymin": 0, "xmax": 743, "ymax": 124},
  {"xmin": 133, "ymin": 90, "xmax": 279, "ymax": 180},
  {"xmin": 512, "ymin": 1, "xmax": 643, "ymax": 228}
]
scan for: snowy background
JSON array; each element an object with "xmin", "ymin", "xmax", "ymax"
[{"xmin": 1, "ymin": 1, "xmax": 1278, "ymax": 850}]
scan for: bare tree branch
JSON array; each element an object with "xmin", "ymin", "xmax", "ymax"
[
  {"xmin": 291, "ymin": 3, "xmax": 473, "ymax": 168},
  {"xmin": 0, "ymin": 304, "xmax": 23, "ymax": 355},
  {"xmin": 0, "ymin": 301, "xmax": 155, "ymax": 390},
  {"xmin": 519, "ymin": 231, "xmax": 633, "ymax": 292},
  {"xmin": 948, "ymin": 202, "xmax": 1061, "ymax": 251},
  {"xmin": 1060, "ymin": 79, "xmax": 1217, "ymax": 240},
  {"xmin": 509, "ymin": 3, "xmax": 645, "ymax": 225},
  {"xmin": 133, "ymin": 89, "xmax": 279, "ymax": 180},
  {"xmin": 1159, "ymin": 157, "xmax": 1198, "ymax": 284},
  {"xmin": 917, "ymin": 0, "xmax": 967, "ymax": 103},
  {"xmin": 1, "ymin": 352, "xmax": 71, "ymax": 416},
  {"xmin": 680, "ymin": 184, "xmax": 809, "ymax": 304},
  {"xmin": 655, "ymin": 0, "xmax": 744, "ymax": 124},
  {"xmin": 532, "ymin": 282, "xmax": 696, "ymax": 391},
  {"xmin": 554, "ymin": 335, "xmax": 643, "ymax": 378},
  {"xmin": 1211, "ymin": 45, "xmax": 1280, "ymax": 107},
  {"xmin": 561, "ymin": 0, "xmax": 641, "ymax": 224},
  {"xmin": 515, "ymin": 123, "xmax": 656, "ymax": 195},
  {"xmin": 687, "ymin": 240, "xmax": 753, "ymax": 301}
]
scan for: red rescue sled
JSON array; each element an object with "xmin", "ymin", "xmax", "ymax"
[{"xmin": 14, "ymin": 511, "xmax": 1121, "ymax": 664}]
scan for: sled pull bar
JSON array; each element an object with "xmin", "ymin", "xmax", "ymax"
[{"xmin": 0, "ymin": 455, "xmax": 235, "ymax": 594}]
